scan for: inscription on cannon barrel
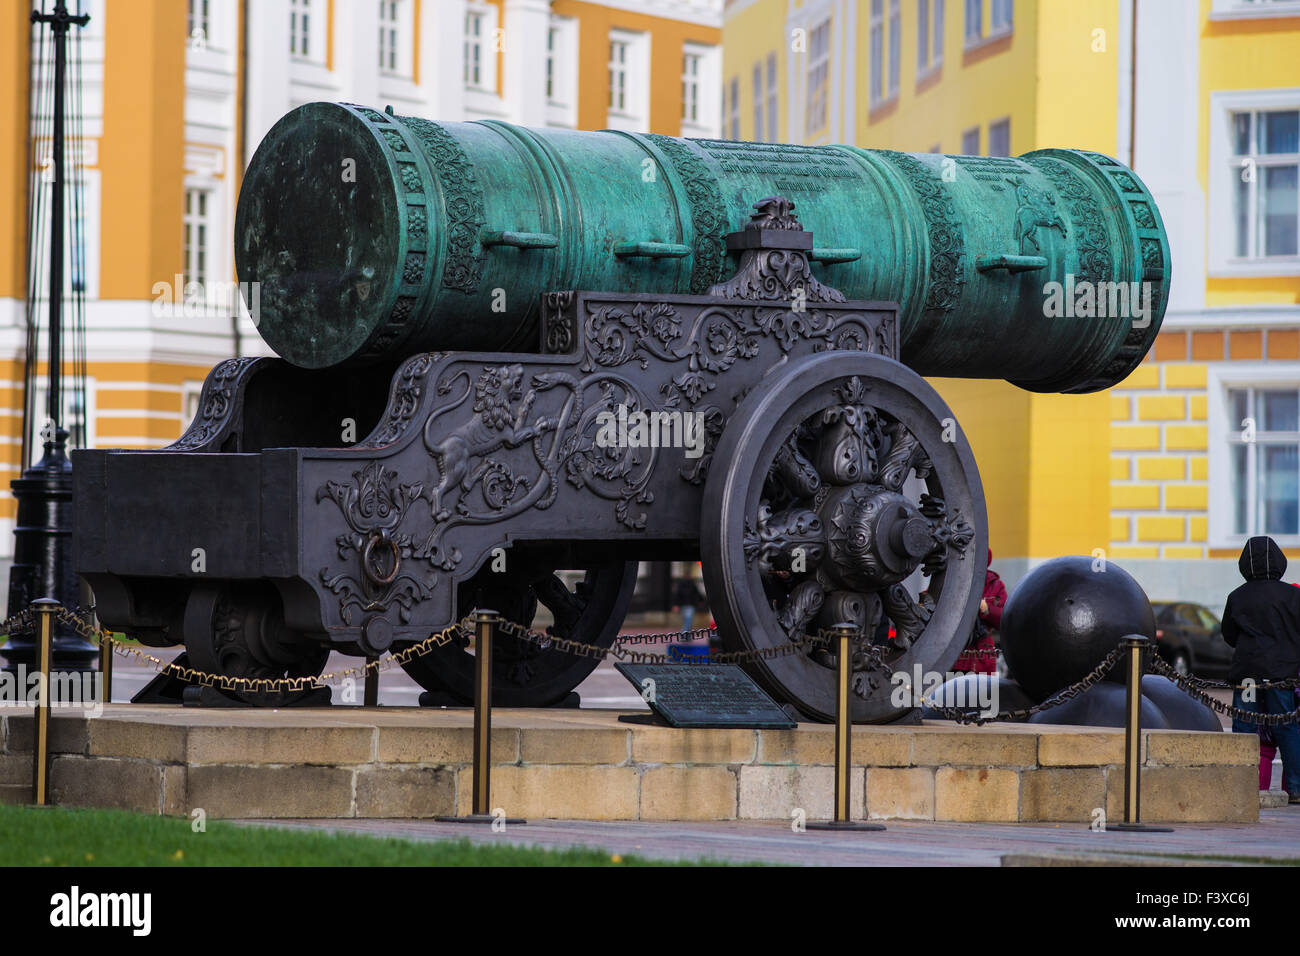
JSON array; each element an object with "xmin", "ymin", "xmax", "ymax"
[{"xmin": 615, "ymin": 663, "xmax": 797, "ymax": 728}]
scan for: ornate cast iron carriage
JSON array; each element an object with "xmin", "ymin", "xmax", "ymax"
[{"xmin": 73, "ymin": 104, "xmax": 1170, "ymax": 721}]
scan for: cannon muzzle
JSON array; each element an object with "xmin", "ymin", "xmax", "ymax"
[{"xmin": 235, "ymin": 102, "xmax": 1169, "ymax": 393}]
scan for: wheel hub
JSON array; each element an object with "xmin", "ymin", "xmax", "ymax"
[{"xmin": 821, "ymin": 485, "xmax": 932, "ymax": 590}]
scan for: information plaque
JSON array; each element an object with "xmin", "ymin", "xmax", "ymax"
[{"xmin": 615, "ymin": 663, "xmax": 797, "ymax": 729}]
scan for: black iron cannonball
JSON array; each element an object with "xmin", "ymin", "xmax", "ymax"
[{"xmin": 1000, "ymin": 556, "xmax": 1156, "ymax": 703}]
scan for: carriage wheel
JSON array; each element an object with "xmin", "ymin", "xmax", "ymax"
[
  {"xmin": 397, "ymin": 560, "xmax": 639, "ymax": 707},
  {"xmin": 182, "ymin": 582, "xmax": 329, "ymax": 706},
  {"xmin": 701, "ymin": 352, "xmax": 987, "ymax": 722}
]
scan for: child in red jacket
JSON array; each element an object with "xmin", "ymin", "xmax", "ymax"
[{"xmin": 954, "ymin": 549, "xmax": 1006, "ymax": 673}]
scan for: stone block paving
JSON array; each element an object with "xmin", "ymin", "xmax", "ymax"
[{"xmin": 241, "ymin": 809, "xmax": 1300, "ymax": 866}]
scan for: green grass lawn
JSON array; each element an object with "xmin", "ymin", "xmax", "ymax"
[{"xmin": 0, "ymin": 804, "xmax": 714, "ymax": 866}]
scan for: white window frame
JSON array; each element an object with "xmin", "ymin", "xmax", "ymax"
[
  {"xmin": 681, "ymin": 43, "xmax": 720, "ymax": 138},
  {"xmin": 751, "ymin": 61, "xmax": 764, "ymax": 140},
  {"xmin": 378, "ymin": 0, "xmax": 413, "ymax": 78},
  {"xmin": 544, "ymin": 16, "xmax": 579, "ymax": 129},
  {"xmin": 186, "ymin": 0, "xmax": 234, "ymax": 66},
  {"xmin": 606, "ymin": 29, "xmax": 649, "ymax": 133},
  {"xmin": 29, "ymin": 148, "xmax": 100, "ymax": 302},
  {"xmin": 1209, "ymin": 88, "xmax": 1300, "ymax": 277},
  {"xmin": 806, "ymin": 17, "xmax": 830, "ymax": 134},
  {"xmin": 187, "ymin": 0, "xmax": 211, "ymax": 48},
  {"xmin": 289, "ymin": 0, "xmax": 325, "ymax": 63},
  {"xmin": 183, "ymin": 184, "xmax": 219, "ymax": 308},
  {"xmin": 1209, "ymin": 363, "xmax": 1300, "ymax": 548},
  {"xmin": 464, "ymin": 5, "xmax": 494, "ymax": 92},
  {"xmin": 683, "ymin": 51, "xmax": 702, "ymax": 125},
  {"xmin": 30, "ymin": 380, "xmax": 96, "ymax": 465},
  {"xmin": 1209, "ymin": 0, "xmax": 1300, "ymax": 21}
]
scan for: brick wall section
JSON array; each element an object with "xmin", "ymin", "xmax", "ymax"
[
  {"xmin": 1109, "ymin": 332, "xmax": 1210, "ymax": 559},
  {"xmin": 1110, "ymin": 328, "xmax": 1300, "ymax": 559}
]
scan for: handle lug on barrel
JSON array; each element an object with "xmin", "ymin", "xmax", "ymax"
[
  {"xmin": 976, "ymin": 254, "xmax": 1048, "ymax": 274},
  {"xmin": 480, "ymin": 230, "xmax": 559, "ymax": 249},
  {"xmin": 809, "ymin": 247, "xmax": 861, "ymax": 264},
  {"xmin": 613, "ymin": 241, "xmax": 692, "ymax": 259}
]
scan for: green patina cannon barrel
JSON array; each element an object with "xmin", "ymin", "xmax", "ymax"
[{"xmin": 235, "ymin": 102, "xmax": 1170, "ymax": 393}]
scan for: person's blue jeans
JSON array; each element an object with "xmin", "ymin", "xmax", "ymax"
[
  {"xmin": 681, "ymin": 605, "xmax": 695, "ymax": 632},
  {"xmin": 1233, "ymin": 686, "xmax": 1300, "ymax": 795}
]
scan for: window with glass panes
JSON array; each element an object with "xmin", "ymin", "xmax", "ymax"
[
  {"xmin": 988, "ymin": 118, "xmax": 1010, "ymax": 157},
  {"xmin": 869, "ymin": 1, "xmax": 883, "ymax": 105},
  {"xmin": 547, "ymin": 27, "xmax": 558, "ymax": 100},
  {"xmin": 965, "ymin": 0, "xmax": 982, "ymax": 41},
  {"xmin": 682, "ymin": 52, "xmax": 701, "ymax": 123},
  {"xmin": 961, "ymin": 126, "xmax": 979, "ymax": 155},
  {"xmin": 729, "ymin": 76, "xmax": 740, "ymax": 138},
  {"xmin": 888, "ymin": 0, "xmax": 900, "ymax": 97},
  {"xmin": 290, "ymin": 0, "xmax": 312, "ymax": 57},
  {"xmin": 805, "ymin": 19, "xmax": 829, "ymax": 134},
  {"xmin": 1229, "ymin": 387, "xmax": 1300, "ymax": 537},
  {"xmin": 752, "ymin": 63, "xmax": 764, "ymax": 140},
  {"xmin": 991, "ymin": 0, "xmax": 1013, "ymax": 32},
  {"xmin": 188, "ymin": 0, "xmax": 209, "ymax": 42},
  {"xmin": 765, "ymin": 53, "xmax": 778, "ymax": 142},
  {"xmin": 1232, "ymin": 109, "xmax": 1299, "ymax": 259},
  {"xmin": 933, "ymin": 0, "xmax": 945, "ymax": 61},
  {"xmin": 379, "ymin": 0, "xmax": 400, "ymax": 73},
  {"xmin": 609, "ymin": 39, "xmax": 628, "ymax": 111},
  {"xmin": 464, "ymin": 10, "xmax": 485, "ymax": 87},
  {"xmin": 183, "ymin": 189, "xmax": 209, "ymax": 289}
]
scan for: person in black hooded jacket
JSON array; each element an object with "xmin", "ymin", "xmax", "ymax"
[{"xmin": 1222, "ymin": 535, "xmax": 1300, "ymax": 801}]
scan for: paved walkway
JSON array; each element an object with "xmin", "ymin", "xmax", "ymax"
[{"xmin": 242, "ymin": 808, "xmax": 1300, "ymax": 866}]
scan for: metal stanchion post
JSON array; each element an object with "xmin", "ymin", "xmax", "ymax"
[
  {"xmin": 808, "ymin": 623, "xmax": 885, "ymax": 832},
  {"xmin": 364, "ymin": 657, "xmax": 378, "ymax": 707},
  {"xmin": 1106, "ymin": 634, "xmax": 1171, "ymax": 833},
  {"xmin": 435, "ymin": 609, "xmax": 524, "ymax": 825},
  {"xmin": 98, "ymin": 625, "xmax": 112, "ymax": 705},
  {"xmin": 31, "ymin": 599, "xmax": 58, "ymax": 806}
]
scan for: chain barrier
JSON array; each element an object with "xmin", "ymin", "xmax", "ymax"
[
  {"xmin": 1146, "ymin": 654, "xmax": 1300, "ymax": 728},
  {"xmin": 898, "ymin": 645, "xmax": 1130, "ymax": 725},
  {"xmin": 15, "ymin": 601, "xmax": 1300, "ymax": 728},
  {"xmin": 1143, "ymin": 663, "xmax": 1300, "ymax": 693},
  {"xmin": 496, "ymin": 618, "xmax": 841, "ymax": 665},
  {"xmin": 51, "ymin": 605, "xmax": 473, "ymax": 696}
]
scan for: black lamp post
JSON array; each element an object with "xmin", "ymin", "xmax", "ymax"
[{"xmin": 1, "ymin": 2, "xmax": 96, "ymax": 677}]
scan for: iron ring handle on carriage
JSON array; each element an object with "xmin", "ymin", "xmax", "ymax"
[{"xmin": 361, "ymin": 530, "xmax": 401, "ymax": 587}]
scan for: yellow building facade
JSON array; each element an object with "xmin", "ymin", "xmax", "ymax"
[
  {"xmin": 722, "ymin": 0, "xmax": 1300, "ymax": 602},
  {"xmin": 0, "ymin": 0, "xmax": 720, "ymax": 573}
]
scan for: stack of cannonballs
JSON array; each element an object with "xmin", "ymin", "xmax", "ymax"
[{"xmin": 925, "ymin": 556, "xmax": 1220, "ymax": 730}]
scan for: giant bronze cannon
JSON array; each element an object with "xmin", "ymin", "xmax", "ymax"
[{"xmin": 74, "ymin": 103, "xmax": 1170, "ymax": 720}]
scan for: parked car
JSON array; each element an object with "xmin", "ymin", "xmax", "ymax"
[{"xmin": 1149, "ymin": 601, "xmax": 1234, "ymax": 678}]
